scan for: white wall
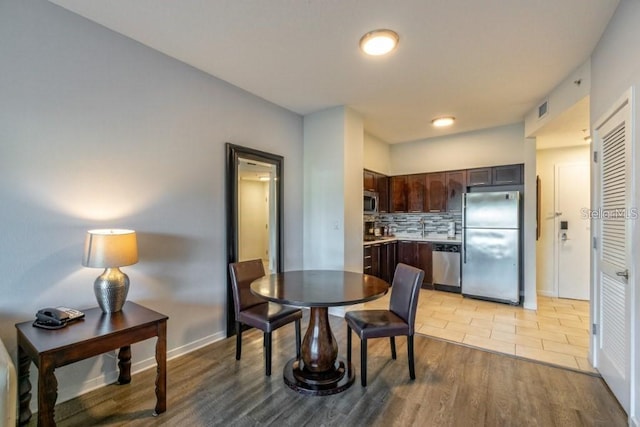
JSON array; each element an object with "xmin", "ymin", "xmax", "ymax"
[
  {"xmin": 0, "ymin": 0, "xmax": 303, "ymax": 406},
  {"xmin": 590, "ymin": 0, "xmax": 640, "ymax": 421},
  {"xmin": 524, "ymin": 60, "xmax": 591, "ymax": 138},
  {"xmin": 344, "ymin": 108, "xmax": 365, "ymax": 273},
  {"xmin": 390, "ymin": 123, "xmax": 529, "ymax": 174},
  {"xmin": 389, "ymin": 123, "xmax": 538, "ymax": 309},
  {"xmin": 535, "ymin": 145, "xmax": 591, "ymax": 296},
  {"xmin": 363, "ymin": 132, "xmax": 390, "ymax": 175},
  {"xmin": 303, "ymin": 106, "xmax": 363, "ymax": 271}
]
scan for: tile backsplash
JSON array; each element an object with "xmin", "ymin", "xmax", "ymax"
[{"xmin": 364, "ymin": 212, "xmax": 462, "ymax": 238}]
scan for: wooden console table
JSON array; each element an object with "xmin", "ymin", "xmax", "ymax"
[{"xmin": 15, "ymin": 302, "xmax": 168, "ymax": 426}]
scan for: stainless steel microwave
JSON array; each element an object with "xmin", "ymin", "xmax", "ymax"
[{"xmin": 364, "ymin": 191, "xmax": 378, "ymax": 214}]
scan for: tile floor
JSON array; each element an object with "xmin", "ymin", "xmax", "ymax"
[{"xmin": 361, "ymin": 288, "xmax": 596, "ymax": 374}]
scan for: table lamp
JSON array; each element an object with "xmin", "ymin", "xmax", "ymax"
[{"xmin": 82, "ymin": 229, "xmax": 138, "ymax": 313}]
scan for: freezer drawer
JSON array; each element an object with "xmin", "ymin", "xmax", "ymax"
[{"xmin": 462, "ymin": 228, "xmax": 519, "ymax": 304}]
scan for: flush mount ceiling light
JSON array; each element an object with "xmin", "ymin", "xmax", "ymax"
[
  {"xmin": 359, "ymin": 29, "xmax": 399, "ymax": 56},
  {"xmin": 431, "ymin": 116, "xmax": 456, "ymax": 127}
]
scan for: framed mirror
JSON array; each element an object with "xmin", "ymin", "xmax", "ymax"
[{"xmin": 225, "ymin": 143, "xmax": 284, "ymax": 336}]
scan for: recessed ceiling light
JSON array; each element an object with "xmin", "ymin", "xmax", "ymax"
[
  {"xmin": 432, "ymin": 116, "xmax": 456, "ymax": 127},
  {"xmin": 359, "ymin": 29, "xmax": 399, "ymax": 56}
]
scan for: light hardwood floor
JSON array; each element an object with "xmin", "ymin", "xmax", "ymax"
[
  {"xmin": 44, "ymin": 312, "xmax": 624, "ymax": 426},
  {"xmin": 360, "ymin": 289, "xmax": 595, "ymax": 373}
]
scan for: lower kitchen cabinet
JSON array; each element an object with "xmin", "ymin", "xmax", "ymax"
[
  {"xmin": 370, "ymin": 243, "xmax": 381, "ymax": 278},
  {"xmin": 397, "ymin": 240, "xmax": 432, "ymax": 286},
  {"xmin": 364, "ymin": 241, "xmax": 397, "ymax": 283},
  {"xmin": 363, "ymin": 245, "xmax": 373, "ymax": 275},
  {"xmin": 380, "ymin": 241, "xmax": 397, "ymax": 283},
  {"xmin": 417, "ymin": 242, "xmax": 433, "ymax": 285}
]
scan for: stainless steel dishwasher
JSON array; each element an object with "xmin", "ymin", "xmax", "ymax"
[{"xmin": 432, "ymin": 243, "xmax": 461, "ymax": 292}]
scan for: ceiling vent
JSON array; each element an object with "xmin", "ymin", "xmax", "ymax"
[{"xmin": 538, "ymin": 100, "xmax": 548, "ymax": 119}]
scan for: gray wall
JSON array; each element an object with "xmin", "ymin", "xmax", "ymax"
[
  {"xmin": 0, "ymin": 0, "xmax": 303, "ymax": 404},
  {"xmin": 590, "ymin": 0, "xmax": 640, "ymax": 419}
]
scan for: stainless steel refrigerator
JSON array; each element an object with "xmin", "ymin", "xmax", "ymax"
[{"xmin": 462, "ymin": 191, "xmax": 521, "ymax": 304}]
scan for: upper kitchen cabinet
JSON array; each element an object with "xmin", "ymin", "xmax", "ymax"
[
  {"xmin": 493, "ymin": 164, "xmax": 523, "ymax": 185},
  {"xmin": 467, "ymin": 164, "xmax": 524, "ymax": 187},
  {"xmin": 377, "ymin": 175, "xmax": 389, "ymax": 213},
  {"xmin": 407, "ymin": 174, "xmax": 427, "ymax": 213},
  {"xmin": 390, "ymin": 175, "xmax": 408, "ymax": 212},
  {"xmin": 363, "ymin": 170, "xmax": 376, "ymax": 192},
  {"xmin": 466, "ymin": 167, "xmax": 493, "ymax": 186},
  {"xmin": 426, "ymin": 172, "xmax": 446, "ymax": 212},
  {"xmin": 363, "ymin": 169, "xmax": 390, "ymax": 213},
  {"xmin": 445, "ymin": 170, "xmax": 466, "ymax": 212}
]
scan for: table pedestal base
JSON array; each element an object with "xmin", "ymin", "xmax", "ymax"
[{"xmin": 283, "ymin": 358, "xmax": 354, "ymax": 396}]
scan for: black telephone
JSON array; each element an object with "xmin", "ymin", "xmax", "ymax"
[{"xmin": 34, "ymin": 307, "xmax": 85, "ymax": 329}]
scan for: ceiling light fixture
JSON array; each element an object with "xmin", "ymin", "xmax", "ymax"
[
  {"xmin": 359, "ymin": 29, "xmax": 399, "ymax": 56},
  {"xmin": 432, "ymin": 116, "xmax": 456, "ymax": 127}
]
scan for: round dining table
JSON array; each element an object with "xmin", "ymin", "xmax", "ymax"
[{"xmin": 250, "ymin": 270, "xmax": 389, "ymax": 395}]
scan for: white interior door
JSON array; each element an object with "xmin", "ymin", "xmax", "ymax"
[
  {"xmin": 593, "ymin": 91, "xmax": 632, "ymax": 413},
  {"xmin": 555, "ymin": 162, "xmax": 590, "ymax": 300}
]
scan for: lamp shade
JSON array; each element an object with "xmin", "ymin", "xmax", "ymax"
[{"xmin": 82, "ymin": 229, "xmax": 138, "ymax": 268}]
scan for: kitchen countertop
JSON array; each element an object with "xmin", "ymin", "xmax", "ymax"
[{"xmin": 363, "ymin": 235, "xmax": 461, "ymax": 245}]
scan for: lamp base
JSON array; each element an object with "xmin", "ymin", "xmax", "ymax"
[{"xmin": 94, "ymin": 267, "xmax": 130, "ymax": 313}]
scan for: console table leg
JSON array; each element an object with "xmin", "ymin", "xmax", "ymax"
[
  {"xmin": 17, "ymin": 346, "xmax": 32, "ymax": 426},
  {"xmin": 154, "ymin": 319, "xmax": 167, "ymax": 416},
  {"xmin": 117, "ymin": 345, "xmax": 132, "ymax": 384},
  {"xmin": 38, "ymin": 358, "xmax": 57, "ymax": 427}
]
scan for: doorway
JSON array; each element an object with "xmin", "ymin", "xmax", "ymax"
[
  {"xmin": 226, "ymin": 143, "xmax": 284, "ymax": 337},
  {"xmin": 555, "ymin": 162, "xmax": 590, "ymax": 300},
  {"xmin": 534, "ymin": 97, "xmax": 591, "ymax": 299}
]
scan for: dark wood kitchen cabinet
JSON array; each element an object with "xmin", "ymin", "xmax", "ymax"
[
  {"xmin": 380, "ymin": 241, "xmax": 397, "ymax": 283},
  {"xmin": 426, "ymin": 172, "xmax": 446, "ymax": 212},
  {"xmin": 467, "ymin": 167, "xmax": 493, "ymax": 186},
  {"xmin": 446, "ymin": 170, "xmax": 466, "ymax": 212},
  {"xmin": 363, "ymin": 170, "xmax": 376, "ymax": 192},
  {"xmin": 370, "ymin": 243, "xmax": 382, "ymax": 277},
  {"xmin": 390, "ymin": 175, "xmax": 408, "ymax": 212},
  {"xmin": 397, "ymin": 240, "xmax": 417, "ymax": 266},
  {"xmin": 363, "ymin": 245, "xmax": 373, "ymax": 275},
  {"xmin": 493, "ymin": 164, "xmax": 523, "ymax": 185},
  {"xmin": 417, "ymin": 242, "xmax": 433, "ymax": 286},
  {"xmin": 364, "ymin": 241, "xmax": 396, "ymax": 283},
  {"xmin": 364, "ymin": 169, "xmax": 390, "ymax": 213},
  {"xmin": 377, "ymin": 175, "xmax": 389, "ymax": 213},
  {"xmin": 407, "ymin": 174, "xmax": 427, "ymax": 213},
  {"xmin": 396, "ymin": 240, "xmax": 431, "ymax": 286}
]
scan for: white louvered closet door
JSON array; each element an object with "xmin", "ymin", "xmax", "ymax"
[{"xmin": 594, "ymin": 93, "xmax": 632, "ymax": 413}]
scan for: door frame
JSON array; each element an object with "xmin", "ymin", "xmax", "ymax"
[{"xmin": 225, "ymin": 143, "xmax": 284, "ymax": 337}]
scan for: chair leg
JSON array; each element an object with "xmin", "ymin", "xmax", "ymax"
[
  {"xmin": 295, "ymin": 319, "xmax": 301, "ymax": 359},
  {"xmin": 408, "ymin": 334, "xmax": 415, "ymax": 380},
  {"xmin": 361, "ymin": 338, "xmax": 367, "ymax": 387},
  {"xmin": 235, "ymin": 322, "xmax": 242, "ymax": 360},
  {"xmin": 390, "ymin": 337, "xmax": 396, "ymax": 360},
  {"xmin": 265, "ymin": 332, "xmax": 272, "ymax": 376},
  {"xmin": 347, "ymin": 326, "xmax": 352, "ymax": 364}
]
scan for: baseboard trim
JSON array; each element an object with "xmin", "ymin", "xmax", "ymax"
[{"xmin": 537, "ymin": 290, "xmax": 555, "ymax": 297}]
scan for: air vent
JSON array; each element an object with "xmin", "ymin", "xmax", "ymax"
[{"xmin": 538, "ymin": 100, "xmax": 548, "ymax": 119}]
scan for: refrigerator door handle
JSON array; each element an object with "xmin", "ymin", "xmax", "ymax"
[{"xmin": 463, "ymin": 238, "xmax": 466, "ymax": 263}]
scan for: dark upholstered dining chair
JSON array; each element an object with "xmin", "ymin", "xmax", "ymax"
[
  {"xmin": 345, "ymin": 263, "xmax": 424, "ymax": 386},
  {"xmin": 229, "ymin": 259, "xmax": 302, "ymax": 376}
]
